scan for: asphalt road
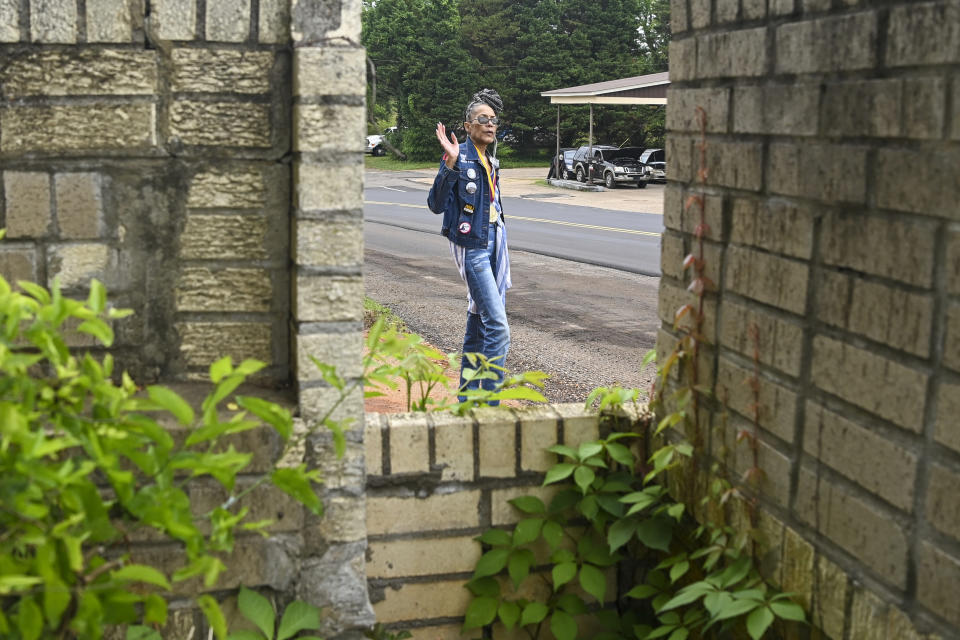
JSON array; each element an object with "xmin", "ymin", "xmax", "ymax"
[{"xmin": 362, "ymin": 170, "xmax": 663, "ymax": 403}]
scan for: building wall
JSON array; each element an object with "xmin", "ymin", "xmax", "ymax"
[{"xmin": 664, "ymin": 0, "xmax": 960, "ymax": 637}]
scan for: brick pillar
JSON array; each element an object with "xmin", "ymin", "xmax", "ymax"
[{"xmin": 289, "ymin": 2, "xmax": 373, "ymax": 637}]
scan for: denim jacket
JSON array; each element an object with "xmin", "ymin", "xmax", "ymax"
[{"xmin": 426, "ymin": 141, "xmax": 504, "ymax": 249}]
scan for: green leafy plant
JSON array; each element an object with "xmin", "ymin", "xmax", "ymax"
[
  {"xmin": 363, "ymin": 622, "xmax": 411, "ymax": 640},
  {"xmin": 226, "ymin": 587, "xmax": 323, "ymax": 640},
  {"xmin": 0, "ymin": 269, "xmax": 348, "ymax": 639}
]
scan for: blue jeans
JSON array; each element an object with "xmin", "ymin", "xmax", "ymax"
[{"xmin": 459, "ymin": 227, "xmax": 510, "ymax": 404}]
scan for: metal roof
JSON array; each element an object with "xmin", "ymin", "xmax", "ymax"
[{"xmin": 541, "ymin": 72, "xmax": 669, "ymax": 104}]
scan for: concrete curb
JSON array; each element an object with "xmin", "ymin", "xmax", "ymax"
[{"xmin": 546, "ymin": 178, "xmax": 605, "ymax": 192}]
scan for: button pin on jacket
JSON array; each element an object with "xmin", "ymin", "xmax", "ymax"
[
  {"xmin": 459, "ymin": 221, "xmax": 471, "ymax": 234},
  {"xmin": 467, "ymin": 168, "xmax": 477, "ymax": 180},
  {"xmin": 464, "ymin": 204, "xmax": 474, "ymax": 214},
  {"xmin": 466, "ymin": 181, "xmax": 477, "ymax": 194}
]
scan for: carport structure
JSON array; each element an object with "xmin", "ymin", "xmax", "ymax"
[{"xmin": 541, "ymin": 71, "xmax": 669, "ymax": 168}]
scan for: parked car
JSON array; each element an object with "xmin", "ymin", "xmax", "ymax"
[
  {"xmin": 365, "ymin": 134, "xmax": 386, "ymax": 156},
  {"xmin": 639, "ymin": 148, "xmax": 666, "ymax": 182},
  {"xmin": 572, "ymin": 146, "xmax": 650, "ymax": 188},
  {"xmin": 552, "ymin": 147, "xmax": 577, "ymax": 180}
]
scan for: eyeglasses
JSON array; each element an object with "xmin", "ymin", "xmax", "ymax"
[{"xmin": 469, "ymin": 116, "xmax": 500, "ymax": 126}]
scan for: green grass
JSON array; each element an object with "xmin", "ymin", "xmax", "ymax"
[{"xmin": 363, "ymin": 297, "xmax": 407, "ymax": 331}]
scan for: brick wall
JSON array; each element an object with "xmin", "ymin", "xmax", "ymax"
[
  {"xmin": 363, "ymin": 405, "xmax": 605, "ymax": 639},
  {"xmin": 665, "ymin": 1, "xmax": 960, "ymax": 637}
]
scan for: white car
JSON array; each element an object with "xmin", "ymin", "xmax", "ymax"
[{"xmin": 365, "ymin": 135, "xmax": 385, "ymax": 156}]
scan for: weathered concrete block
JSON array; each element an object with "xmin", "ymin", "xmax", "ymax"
[
  {"xmin": 294, "ymin": 47, "xmax": 365, "ymax": 97},
  {"xmin": 189, "ymin": 478, "xmax": 303, "ymax": 534},
  {"xmin": 876, "ymin": 148, "xmax": 960, "ymax": 219},
  {"xmin": 294, "ymin": 274, "xmax": 362, "ymax": 322},
  {"xmin": 294, "ymin": 163, "xmax": 363, "ymax": 211},
  {"xmin": 731, "ymin": 198, "xmax": 814, "ymax": 259},
  {"xmin": 0, "ymin": 0, "xmax": 18, "ymax": 42},
  {"xmin": 518, "ymin": 406, "xmax": 561, "ymax": 473},
  {"xmin": 47, "ymin": 243, "xmax": 116, "ymax": 289},
  {"xmin": 690, "ymin": 0, "xmax": 710, "ymax": 29},
  {"xmin": 296, "ymin": 330, "xmax": 363, "ymax": 380},
  {"xmin": 291, "ymin": 0, "xmax": 361, "ymax": 44},
  {"xmin": 804, "ymin": 401, "xmax": 918, "ymax": 511},
  {"xmin": 724, "ymin": 245, "xmax": 808, "ymax": 315},
  {"xmin": 670, "ymin": 0, "xmax": 688, "ymax": 34},
  {"xmin": 55, "ymin": 173, "xmax": 103, "ymax": 239},
  {"xmin": 811, "ymin": 335, "xmax": 928, "ymax": 430},
  {"xmin": 816, "ymin": 270, "xmax": 933, "ymax": 358},
  {"xmin": 716, "ymin": 355, "xmax": 797, "ymax": 443},
  {"xmin": 299, "ymin": 542, "xmax": 374, "ymax": 637},
  {"xmin": 697, "ymin": 27, "xmax": 767, "ymax": 78},
  {"xmin": 812, "ymin": 555, "xmax": 849, "ymax": 640},
  {"xmin": 946, "ymin": 304, "xmax": 960, "ymax": 373},
  {"xmin": 775, "ymin": 12, "xmax": 876, "ymax": 73},
  {"xmin": 719, "ymin": 300, "xmax": 804, "ymax": 377},
  {"xmin": 770, "ymin": 0, "xmax": 794, "ymax": 16},
  {"xmin": 886, "ymin": 1, "xmax": 960, "ymax": 67},
  {"xmin": 768, "ymin": 143, "xmax": 866, "ymax": 204},
  {"xmin": 947, "ymin": 230, "xmax": 960, "ymax": 294},
  {"xmin": 491, "ymin": 485, "xmax": 562, "ymax": 526},
  {"xmin": 664, "ymin": 136, "xmax": 694, "ymax": 183},
  {"xmin": 176, "ymin": 267, "xmax": 273, "ymax": 312},
  {"xmin": 848, "ymin": 589, "xmax": 891, "ymax": 640},
  {"xmin": 927, "ymin": 463, "xmax": 960, "ymax": 542},
  {"xmin": 795, "ymin": 465, "xmax": 908, "ymax": 588},
  {"xmin": 904, "ymin": 77, "xmax": 946, "ymax": 140},
  {"xmin": 658, "ymin": 279, "xmax": 717, "ymax": 343},
  {"xmin": 0, "ymin": 104, "xmax": 157, "ymax": 153},
  {"xmin": 372, "ymin": 578, "xmax": 472, "ymax": 624},
  {"xmin": 431, "ymin": 411, "xmax": 475, "ymax": 482},
  {"xmin": 366, "ymin": 491, "xmax": 481, "ymax": 536},
  {"xmin": 176, "ymin": 322, "xmax": 272, "ymax": 368},
  {"xmin": 742, "ymin": 0, "xmax": 765, "ymax": 19},
  {"xmin": 820, "ymin": 212, "xmax": 936, "ymax": 287},
  {"xmin": 367, "ymin": 535, "xmax": 481, "ymax": 578},
  {"xmin": 312, "ymin": 495, "xmax": 366, "ymax": 544},
  {"xmin": 801, "ymin": 0, "xmax": 831, "ymax": 11},
  {"xmin": 660, "ymin": 231, "xmax": 684, "ymax": 279},
  {"xmin": 706, "ymin": 141, "xmax": 763, "ymax": 191},
  {"xmin": 86, "ymin": 0, "xmax": 131, "ymax": 41},
  {"xmin": 716, "ymin": 0, "xmax": 738, "ymax": 24},
  {"xmin": 295, "ymin": 216, "xmax": 363, "ymax": 267},
  {"xmin": 386, "ymin": 413, "xmax": 430, "ymax": 474},
  {"xmin": 169, "ymin": 101, "xmax": 270, "ymax": 148},
  {"xmin": 953, "ymin": 75, "xmax": 960, "ymax": 140},
  {"xmin": 0, "ymin": 246, "xmax": 39, "ymax": 285},
  {"xmin": 916, "ymin": 542, "xmax": 960, "ymax": 627},
  {"xmin": 30, "ymin": 0, "xmax": 76, "ymax": 42},
  {"xmin": 150, "ymin": 0, "xmax": 195, "ymax": 40},
  {"xmin": 666, "ymin": 88, "xmax": 729, "ymax": 134},
  {"xmin": 937, "ymin": 381, "xmax": 960, "ymax": 455},
  {"xmin": 299, "ymin": 384, "xmax": 364, "ymax": 425},
  {"xmin": 171, "ymin": 49, "xmax": 273, "ymax": 93},
  {"xmin": 554, "ymin": 403, "xmax": 600, "ymax": 446},
  {"xmin": 668, "ymin": 38, "xmax": 697, "ymax": 82},
  {"xmin": 187, "ymin": 168, "xmax": 266, "ymax": 209},
  {"xmin": 180, "ymin": 214, "xmax": 269, "ymax": 260},
  {"xmin": 822, "ymin": 79, "xmax": 901, "ymax": 138},
  {"xmin": 259, "ymin": 0, "xmax": 289, "ymax": 42},
  {"xmin": 474, "ymin": 406, "xmax": 516, "ymax": 478},
  {"xmin": 4, "ymin": 171, "xmax": 52, "ymax": 238},
  {"xmin": 294, "ymin": 104, "xmax": 366, "ymax": 152},
  {"xmin": 206, "ymin": 0, "xmax": 250, "ymax": 41},
  {"xmin": 1, "ymin": 50, "xmax": 157, "ymax": 99},
  {"xmin": 734, "ymin": 84, "xmax": 819, "ymax": 136},
  {"xmin": 731, "ymin": 432, "xmax": 791, "ymax": 507},
  {"xmin": 364, "ymin": 414, "xmax": 383, "ymax": 476}
]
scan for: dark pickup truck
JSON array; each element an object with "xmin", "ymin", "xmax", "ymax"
[{"xmin": 572, "ymin": 146, "xmax": 650, "ymax": 189}]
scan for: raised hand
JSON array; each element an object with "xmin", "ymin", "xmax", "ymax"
[{"xmin": 435, "ymin": 122, "xmax": 459, "ymax": 169}]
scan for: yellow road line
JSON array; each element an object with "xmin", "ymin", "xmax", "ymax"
[{"xmin": 363, "ymin": 201, "xmax": 661, "ymax": 237}]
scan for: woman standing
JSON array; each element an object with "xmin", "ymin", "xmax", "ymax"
[{"xmin": 427, "ymin": 89, "xmax": 511, "ymax": 404}]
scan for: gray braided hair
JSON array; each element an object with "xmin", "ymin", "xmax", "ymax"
[{"xmin": 464, "ymin": 88, "xmax": 504, "ymax": 122}]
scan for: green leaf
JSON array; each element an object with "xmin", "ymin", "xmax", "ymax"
[
  {"xmin": 574, "ymin": 465, "xmax": 596, "ymax": 492},
  {"xmin": 659, "ymin": 584, "xmax": 711, "ymax": 612},
  {"xmin": 271, "ymin": 466, "xmax": 323, "ymax": 515},
  {"xmin": 228, "ymin": 631, "xmax": 267, "ymax": 640},
  {"xmin": 144, "ymin": 594, "xmax": 168, "ymax": 626},
  {"xmin": 770, "ymin": 601, "xmax": 807, "ymax": 622},
  {"xmin": 477, "ymin": 529, "xmax": 512, "ymax": 546},
  {"xmin": 552, "ymin": 561, "xmax": 577, "ymax": 589},
  {"xmin": 626, "ymin": 584, "xmax": 659, "ymax": 600},
  {"xmin": 550, "ymin": 610, "xmax": 577, "ymax": 640},
  {"xmin": 463, "ymin": 596, "xmax": 498, "ymax": 631},
  {"xmin": 277, "ymin": 600, "xmax": 322, "ymax": 640},
  {"xmin": 498, "ymin": 600, "xmax": 521, "ymax": 630},
  {"xmin": 77, "ymin": 318, "xmax": 114, "ymax": 346},
  {"xmin": 669, "ymin": 561, "xmax": 690, "ymax": 584},
  {"xmin": 198, "ymin": 595, "xmax": 228, "ymax": 640},
  {"xmin": 474, "ymin": 548, "xmax": 510, "ymax": 578},
  {"xmin": 542, "ymin": 520, "xmax": 564, "ymax": 550},
  {"xmin": 17, "ymin": 596, "xmax": 42, "ymax": 640},
  {"xmin": 544, "ymin": 463, "xmax": 576, "ymax": 485},
  {"xmin": 747, "ymin": 606, "xmax": 774, "ymax": 640},
  {"xmin": 520, "ymin": 601, "xmax": 548, "ymax": 626},
  {"xmin": 668, "ymin": 629, "xmax": 689, "ymax": 640},
  {"xmin": 210, "ymin": 356, "xmax": 233, "ymax": 383},
  {"xmin": 608, "ymin": 517, "xmax": 637, "ymax": 552},
  {"xmin": 509, "ymin": 495, "xmax": 546, "ymax": 515},
  {"xmin": 0, "ymin": 576, "xmax": 43, "ymax": 594},
  {"xmin": 714, "ymin": 597, "xmax": 760, "ymax": 620},
  {"xmin": 236, "ymin": 396, "xmax": 292, "ymax": 441},
  {"xmin": 547, "ymin": 444, "xmax": 578, "ymax": 459},
  {"xmin": 579, "ymin": 563, "xmax": 607, "ymax": 603},
  {"xmin": 513, "ymin": 518, "xmax": 543, "ymax": 546},
  {"xmin": 127, "ymin": 626, "xmax": 164, "ymax": 640},
  {"xmin": 508, "ymin": 549, "xmax": 534, "ymax": 589},
  {"xmin": 636, "ymin": 517, "xmax": 673, "ymax": 552},
  {"xmin": 147, "ymin": 386, "xmax": 195, "ymax": 426},
  {"xmin": 578, "ymin": 442, "xmax": 603, "ymax": 459},
  {"xmin": 466, "ymin": 577, "xmax": 500, "ymax": 598},
  {"xmin": 238, "ymin": 587, "xmax": 275, "ymax": 640},
  {"xmin": 112, "ymin": 564, "xmax": 172, "ymax": 591},
  {"xmin": 605, "ymin": 442, "xmax": 635, "ymax": 466},
  {"xmin": 719, "ymin": 555, "xmax": 752, "ymax": 588},
  {"xmin": 42, "ymin": 576, "xmax": 70, "ymax": 628}
]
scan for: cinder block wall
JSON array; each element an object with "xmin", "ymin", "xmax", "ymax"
[
  {"xmin": 665, "ymin": 1, "xmax": 960, "ymax": 637},
  {"xmin": 363, "ymin": 405, "xmax": 606, "ymax": 639}
]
